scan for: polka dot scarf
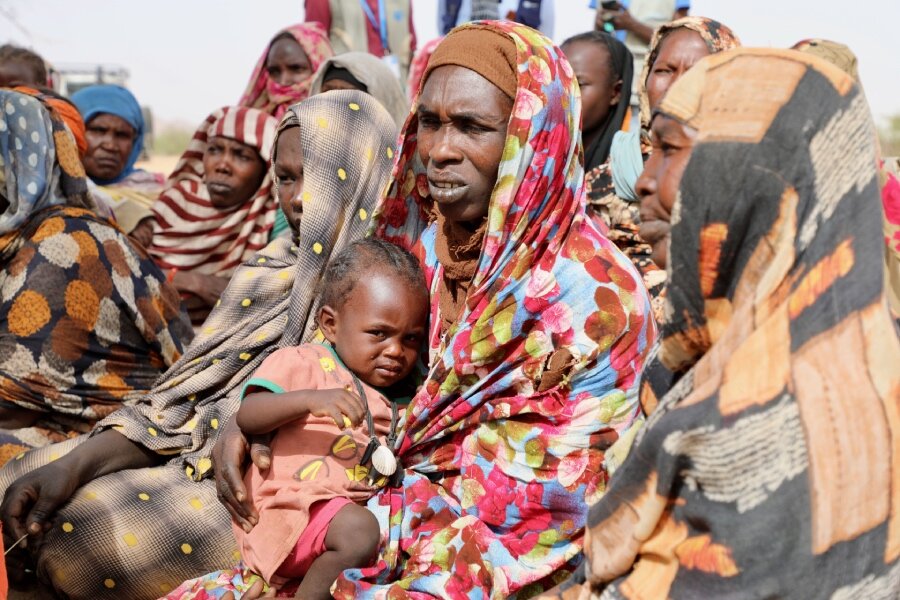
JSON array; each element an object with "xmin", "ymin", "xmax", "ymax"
[
  {"xmin": 96, "ymin": 90, "xmax": 399, "ymax": 477},
  {"xmin": 0, "ymin": 90, "xmax": 94, "ymax": 238}
]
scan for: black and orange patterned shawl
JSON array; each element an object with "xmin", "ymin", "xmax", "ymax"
[{"xmin": 548, "ymin": 48, "xmax": 900, "ymax": 599}]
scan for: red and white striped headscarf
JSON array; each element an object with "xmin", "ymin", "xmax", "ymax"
[{"xmin": 150, "ymin": 106, "xmax": 278, "ymax": 277}]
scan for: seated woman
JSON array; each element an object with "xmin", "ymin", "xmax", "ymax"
[
  {"xmin": 310, "ymin": 52, "xmax": 409, "ymax": 126},
  {"xmin": 239, "ymin": 23, "xmax": 333, "ymax": 120},
  {"xmin": 215, "ymin": 21, "xmax": 655, "ymax": 598},
  {"xmin": 70, "ymin": 84, "xmax": 163, "ymax": 246},
  {"xmin": 148, "ymin": 106, "xmax": 278, "ymax": 325},
  {"xmin": 0, "ymin": 90, "xmax": 398, "ymax": 599},
  {"xmin": 593, "ymin": 17, "xmax": 739, "ymax": 317},
  {"xmin": 0, "ymin": 90, "xmax": 191, "ymax": 463},
  {"xmin": 544, "ymin": 48, "xmax": 900, "ymax": 599}
]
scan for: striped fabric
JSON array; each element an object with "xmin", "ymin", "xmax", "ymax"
[{"xmin": 149, "ymin": 106, "xmax": 278, "ymax": 277}]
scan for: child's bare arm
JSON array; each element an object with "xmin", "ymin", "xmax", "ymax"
[{"xmin": 237, "ymin": 388, "xmax": 367, "ymax": 435}]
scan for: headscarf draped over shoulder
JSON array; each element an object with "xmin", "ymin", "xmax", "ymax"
[
  {"xmin": 238, "ymin": 23, "xmax": 333, "ymax": 120},
  {"xmin": 334, "ymin": 22, "xmax": 655, "ymax": 598},
  {"xmin": 70, "ymin": 84, "xmax": 145, "ymax": 184},
  {"xmin": 638, "ymin": 16, "xmax": 740, "ymax": 130},
  {"xmin": 149, "ymin": 106, "xmax": 277, "ymax": 278},
  {"xmin": 96, "ymin": 90, "xmax": 398, "ymax": 477},
  {"xmin": 310, "ymin": 52, "xmax": 409, "ymax": 127},
  {"xmin": 0, "ymin": 90, "xmax": 93, "ymax": 237},
  {"xmin": 551, "ymin": 48, "xmax": 900, "ymax": 599}
]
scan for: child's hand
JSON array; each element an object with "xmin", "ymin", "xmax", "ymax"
[{"xmin": 304, "ymin": 388, "xmax": 367, "ymax": 429}]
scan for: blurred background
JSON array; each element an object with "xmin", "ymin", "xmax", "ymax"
[{"xmin": 3, "ymin": 0, "xmax": 898, "ymax": 168}]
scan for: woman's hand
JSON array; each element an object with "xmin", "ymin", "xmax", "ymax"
[
  {"xmin": 173, "ymin": 271, "xmax": 229, "ymax": 307},
  {"xmin": 0, "ymin": 460, "xmax": 83, "ymax": 549},
  {"xmin": 211, "ymin": 415, "xmax": 273, "ymax": 533},
  {"xmin": 129, "ymin": 217, "xmax": 156, "ymax": 248}
]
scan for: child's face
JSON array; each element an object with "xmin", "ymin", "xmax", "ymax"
[{"xmin": 319, "ymin": 270, "xmax": 429, "ymax": 388}]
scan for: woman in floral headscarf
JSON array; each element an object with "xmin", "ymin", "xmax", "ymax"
[
  {"xmin": 239, "ymin": 23, "xmax": 333, "ymax": 120},
  {"xmin": 326, "ymin": 21, "xmax": 652, "ymax": 597},
  {"xmin": 544, "ymin": 47, "xmax": 900, "ymax": 599},
  {"xmin": 0, "ymin": 90, "xmax": 190, "ymax": 461}
]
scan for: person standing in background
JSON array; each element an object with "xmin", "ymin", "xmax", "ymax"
[
  {"xmin": 590, "ymin": 0, "xmax": 689, "ymax": 107},
  {"xmin": 304, "ymin": 0, "xmax": 416, "ymax": 83},
  {"xmin": 440, "ymin": 1, "xmax": 555, "ymax": 37}
]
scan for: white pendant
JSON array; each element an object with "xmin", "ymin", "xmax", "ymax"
[{"xmin": 372, "ymin": 445, "xmax": 398, "ymax": 476}]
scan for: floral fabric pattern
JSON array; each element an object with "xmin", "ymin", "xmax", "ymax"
[{"xmin": 333, "ymin": 22, "xmax": 655, "ymax": 598}]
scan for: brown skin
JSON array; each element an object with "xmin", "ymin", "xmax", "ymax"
[
  {"xmin": 417, "ymin": 65, "xmax": 512, "ymax": 229},
  {"xmin": 214, "ymin": 65, "xmax": 514, "ymax": 576},
  {"xmin": 321, "ymin": 78, "xmax": 365, "ymax": 93},
  {"xmin": 237, "ymin": 270, "xmax": 427, "ymax": 435},
  {"xmin": 645, "ymin": 28, "xmax": 710, "ymax": 113},
  {"xmin": 203, "ymin": 136, "xmax": 267, "ymax": 210},
  {"xmin": 231, "ymin": 272, "xmax": 426, "ymax": 597},
  {"xmin": 595, "ymin": 3, "xmax": 688, "ymax": 43},
  {"xmin": 0, "ymin": 430, "xmax": 159, "ymax": 560},
  {"xmin": 561, "ymin": 41, "xmax": 623, "ymax": 155},
  {"xmin": 636, "ymin": 115, "xmax": 697, "ymax": 268},
  {"xmin": 128, "ymin": 217, "xmax": 156, "ymax": 248},
  {"xmin": 82, "ymin": 113, "xmax": 136, "ymax": 182},
  {"xmin": 272, "ymin": 126, "xmax": 304, "ymax": 231},
  {"xmin": 266, "ymin": 36, "xmax": 312, "ymax": 86}
]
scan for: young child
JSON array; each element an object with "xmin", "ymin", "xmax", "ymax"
[{"xmin": 167, "ymin": 238, "xmax": 429, "ymax": 599}]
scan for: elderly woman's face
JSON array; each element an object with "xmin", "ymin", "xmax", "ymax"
[
  {"xmin": 83, "ymin": 113, "xmax": 135, "ymax": 181},
  {"xmin": 636, "ymin": 115, "xmax": 697, "ymax": 269},
  {"xmin": 273, "ymin": 126, "xmax": 304, "ymax": 231},
  {"xmin": 646, "ymin": 29, "xmax": 710, "ymax": 114},
  {"xmin": 417, "ymin": 65, "xmax": 513, "ymax": 227},
  {"xmin": 266, "ymin": 36, "xmax": 312, "ymax": 87},
  {"xmin": 202, "ymin": 136, "xmax": 266, "ymax": 210}
]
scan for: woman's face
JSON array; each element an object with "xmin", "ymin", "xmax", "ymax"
[
  {"xmin": 273, "ymin": 126, "xmax": 304, "ymax": 231},
  {"xmin": 416, "ymin": 65, "xmax": 513, "ymax": 227},
  {"xmin": 563, "ymin": 41, "xmax": 622, "ymax": 135},
  {"xmin": 645, "ymin": 29, "xmax": 710, "ymax": 113},
  {"xmin": 636, "ymin": 115, "xmax": 697, "ymax": 269},
  {"xmin": 83, "ymin": 113, "xmax": 136, "ymax": 181},
  {"xmin": 266, "ymin": 36, "xmax": 312, "ymax": 86},
  {"xmin": 202, "ymin": 136, "xmax": 266, "ymax": 210}
]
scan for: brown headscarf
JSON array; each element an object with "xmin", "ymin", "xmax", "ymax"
[{"xmin": 419, "ymin": 24, "xmax": 517, "ymax": 328}]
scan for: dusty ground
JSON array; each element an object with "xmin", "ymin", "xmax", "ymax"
[{"xmin": 136, "ymin": 154, "xmax": 181, "ymax": 178}]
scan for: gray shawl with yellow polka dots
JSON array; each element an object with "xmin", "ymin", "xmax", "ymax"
[{"xmin": 96, "ymin": 90, "xmax": 398, "ymax": 478}]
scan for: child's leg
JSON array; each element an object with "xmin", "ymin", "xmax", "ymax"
[{"xmin": 293, "ymin": 503, "xmax": 380, "ymax": 599}]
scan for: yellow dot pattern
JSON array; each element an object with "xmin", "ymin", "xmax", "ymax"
[
  {"xmin": 349, "ymin": 102, "xmax": 360, "ymax": 111},
  {"xmin": 190, "ymin": 497, "xmax": 203, "ymax": 510},
  {"xmin": 160, "ymin": 583, "xmax": 173, "ymax": 594},
  {"xmin": 84, "ymin": 490, "xmax": 97, "ymax": 500},
  {"xmin": 104, "ymin": 579, "xmax": 116, "ymax": 589},
  {"xmin": 187, "ymin": 418, "xmax": 198, "ymax": 431},
  {"xmin": 359, "ymin": 208, "xmax": 368, "ymax": 220},
  {"xmin": 188, "ymin": 394, "xmax": 197, "ymax": 402},
  {"xmin": 257, "ymin": 257, "xmax": 267, "ymax": 264},
  {"xmin": 147, "ymin": 427, "xmax": 157, "ymax": 437},
  {"xmin": 317, "ymin": 116, "xmax": 328, "ymax": 129},
  {"xmin": 138, "ymin": 492, "xmax": 150, "ymax": 501},
  {"xmin": 15, "ymin": 452, "xmax": 24, "ymax": 461},
  {"xmin": 313, "ymin": 242, "xmax": 323, "ymax": 254},
  {"xmin": 337, "ymin": 168, "xmax": 347, "ymax": 181},
  {"xmin": 387, "ymin": 147, "xmax": 394, "ymax": 158},
  {"xmin": 197, "ymin": 457, "xmax": 213, "ymax": 475},
  {"xmin": 211, "ymin": 418, "xmax": 219, "ymax": 430},
  {"xmin": 239, "ymin": 352, "xmax": 252, "ymax": 360},
  {"xmin": 366, "ymin": 147, "xmax": 374, "ymax": 161},
  {"xmin": 181, "ymin": 543, "xmax": 193, "ymax": 555},
  {"xmin": 61, "ymin": 522, "xmax": 74, "ymax": 533},
  {"xmin": 123, "ymin": 533, "xmax": 138, "ymax": 547},
  {"xmin": 202, "ymin": 326, "xmax": 215, "ymax": 335},
  {"xmin": 49, "ymin": 452, "xmax": 59, "ymax": 462},
  {"xmin": 241, "ymin": 298, "xmax": 252, "ymax": 307},
  {"xmin": 302, "ymin": 191, "xmax": 312, "ymax": 203},
  {"xmin": 185, "ymin": 465, "xmax": 195, "ymax": 479}
]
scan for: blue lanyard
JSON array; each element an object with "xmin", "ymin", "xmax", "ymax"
[{"xmin": 359, "ymin": 0, "xmax": 390, "ymax": 53}]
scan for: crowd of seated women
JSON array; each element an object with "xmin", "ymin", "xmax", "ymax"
[{"xmin": 0, "ymin": 10, "xmax": 896, "ymax": 600}]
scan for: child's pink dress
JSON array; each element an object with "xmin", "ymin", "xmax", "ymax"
[{"xmin": 165, "ymin": 343, "xmax": 397, "ymax": 599}]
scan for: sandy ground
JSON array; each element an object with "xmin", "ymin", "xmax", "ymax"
[{"xmin": 136, "ymin": 154, "xmax": 181, "ymax": 178}]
